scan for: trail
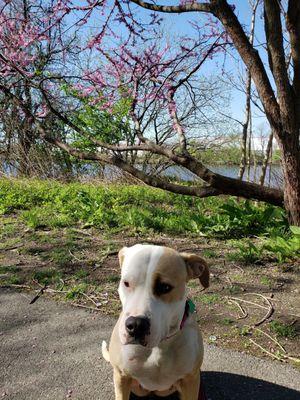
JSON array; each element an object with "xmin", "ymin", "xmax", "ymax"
[{"xmin": 1, "ymin": 288, "xmax": 299, "ymax": 400}]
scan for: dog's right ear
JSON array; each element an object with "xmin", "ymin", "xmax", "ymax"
[{"xmin": 118, "ymin": 247, "xmax": 128, "ymax": 267}]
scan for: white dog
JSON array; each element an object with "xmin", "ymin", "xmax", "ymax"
[{"xmin": 102, "ymin": 244, "xmax": 209, "ymax": 399}]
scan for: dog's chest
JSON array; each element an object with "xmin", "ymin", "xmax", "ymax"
[{"xmin": 122, "ymin": 341, "xmax": 197, "ymax": 392}]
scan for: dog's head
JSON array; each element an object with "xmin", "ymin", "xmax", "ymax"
[{"xmin": 117, "ymin": 244, "xmax": 209, "ymax": 348}]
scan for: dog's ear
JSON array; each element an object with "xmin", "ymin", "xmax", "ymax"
[
  {"xmin": 118, "ymin": 247, "xmax": 128, "ymax": 267},
  {"xmin": 180, "ymin": 253, "xmax": 209, "ymax": 288}
]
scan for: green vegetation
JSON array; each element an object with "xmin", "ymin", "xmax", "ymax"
[
  {"xmin": 65, "ymin": 283, "xmax": 88, "ymax": 300},
  {"xmin": 269, "ymin": 320, "xmax": 297, "ymax": 338},
  {"xmin": 1, "ymin": 178, "xmax": 298, "ymax": 266},
  {"xmin": 227, "ymin": 240, "xmax": 263, "ymax": 264},
  {"xmin": 226, "ymin": 225, "xmax": 300, "ymax": 264},
  {"xmin": 32, "ymin": 269, "xmax": 62, "ymax": 285},
  {"xmin": 189, "ymin": 135, "xmax": 281, "ymax": 166},
  {"xmin": 263, "ymin": 226, "xmax": 300, "ymax": 262},
  {"xmin": 196, "ymin": 293, "xmax": 220, "ymax": 305},
  {"xmin": 0, "ymin": 178, "xmax": 288, "ymax": 238}
]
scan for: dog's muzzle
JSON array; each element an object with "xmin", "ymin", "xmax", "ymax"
[{"xmin": 125, "ymin": 316, "xmax": 150, "ymax": 346}]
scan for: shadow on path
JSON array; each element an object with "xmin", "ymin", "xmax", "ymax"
[{"xmin": 130, "ymin": 371, "xmax": 300, "ymax": 400}]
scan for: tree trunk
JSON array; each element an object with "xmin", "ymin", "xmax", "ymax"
[
  {"xmin": 259, "ymin": 132, "xmax": 273, "ymax": 186},
  {"xmin": 280, "ymin": 134, "xmax": 300, "ymax": 225}
]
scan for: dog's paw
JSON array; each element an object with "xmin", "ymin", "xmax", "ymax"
[{"xmin": 102, "ymin": 340, "xmax": 110, "ymax": 362}]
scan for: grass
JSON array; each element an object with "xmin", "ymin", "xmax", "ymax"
[
  {"xmin": 32, "ymin": 269, "xmax": 62, "ymax": 285},
  {"xmin": 0, "ymin": 178, "xmax": 289, "ymax": 238},
  {"xmin": 196, "ymin": 293, "xmax": 220, "ymax": 305},
  {"xmin": 65, "ymin": 283, "xmax": 88, "ymax": 300},
  {"xmin": 260, "ymin": 276, "xmax": 272, "ymax": 287},
  {"xmin": 0, "ymin": 265, "xmax": 21, "ymax": 274},
  {"xmin": 269, "ymin": 320, "xmax": 297, "ymax": 338}
]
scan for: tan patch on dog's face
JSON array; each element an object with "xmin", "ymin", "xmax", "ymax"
[{"xmin": 152, "ymin": 248, "xmax": 187, "ymax": 303}]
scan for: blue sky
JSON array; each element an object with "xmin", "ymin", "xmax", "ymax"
[{"xmin": 72, "ymin": 1, "xmax": 271, "ymax": 135}]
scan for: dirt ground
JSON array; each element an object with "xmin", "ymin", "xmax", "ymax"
[{"xmin": 1, "ymin": 215, "xmax": 299, "ymax": 368}]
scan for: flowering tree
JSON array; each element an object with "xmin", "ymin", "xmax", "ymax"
[{"xmin": 0, "ymin": 0, "xmax": 299, "ymax": 225}]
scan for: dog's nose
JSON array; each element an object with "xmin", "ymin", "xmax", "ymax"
[{"xmin": 125, "ymin": 316, "xmax": 150, "ymax": 338}]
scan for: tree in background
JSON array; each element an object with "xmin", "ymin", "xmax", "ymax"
[
  {"xmin": 0, "ymin": 0, "xmax": 78, "ymax": 176},
  {"xmin": 0, "ymin": 1, "xmax": 299, "ymax": 225}
]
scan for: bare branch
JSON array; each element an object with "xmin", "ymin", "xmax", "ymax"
[{"xmin": 129, "ymin": 0, "xmax": 212, "ymax": 13}]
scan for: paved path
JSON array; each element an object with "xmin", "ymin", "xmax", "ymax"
[{"xmin": 1, "ymin": 288, "xmax": 300, "ymax": 400}]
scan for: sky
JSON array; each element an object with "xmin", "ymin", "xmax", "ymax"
[
  {"xmin": 72, "ymin": 1, "xmax": 272, "ymax": 142},
  {"xmin": 160, "ymin": 1, "xmax": 270, "ymax": 134}
]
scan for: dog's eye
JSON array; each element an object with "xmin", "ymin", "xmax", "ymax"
[
  {"xmin": 124, "ymin": 281, "xmax": 130, "ymax": 288},
  {"xmin": 155, "ymin": 281, "xmax": 173, "ymax": 295}
]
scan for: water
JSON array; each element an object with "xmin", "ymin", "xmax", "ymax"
[
  {"xmin": 164, "ymin": 165, "xmax": 283, "ymax": 189},
  {"xmin": 1, "ymin": 160, "xmax": 283, "ymax": 189}
]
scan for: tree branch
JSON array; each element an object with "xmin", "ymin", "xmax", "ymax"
[
  {"xmin": 130, "ymin": 1, "xmax": 282, "ymax": 136},
  {"xmin": 129, "ymin": 0, "xmax": 212, "ymax": 13},
  {"xmin": 0, "ymin": 82, "xmax": 284, "ymax": 207}
]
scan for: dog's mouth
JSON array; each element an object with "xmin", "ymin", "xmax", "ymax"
[{"xmin": 125, "ymin": 337, "xmax": 148, "ymax": 347}]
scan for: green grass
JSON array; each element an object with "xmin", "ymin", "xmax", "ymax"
[
  {"xmin": 32, "ymin": 269, "xmax": 61, "ymax": 285},
  {"xmin": 65, "ymin": 283, "xmax": 88, "ymax": 299},
  {"xmin": 269, "ymin": 320, "xmax": 297, "ymax": 338},
  {"xmin": 227, "ymin": 240, "xmax": 262, "ymax": 264},
  {"xmin": 202, "ymin": 249, "xmax": 217, "ymax": 258},
  {"xmin": 0, "ymin": 178, "xmax": 289, "ymax": 239},
  {"xmin": 196, "ymin": 293, "xmax": 220, "ymax": 305},
  {"xmin": 6, "ymin": 274, "xmax": 23, "ymax": 284},
  {"xmin": 0, "ymin": 265, "xmax": 21, "ymax": 274},
  {"xmin": 260, "ymin": 276, "xmax": 272, "ymax": 287}
]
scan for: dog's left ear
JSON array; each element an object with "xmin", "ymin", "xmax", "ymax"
[
  {"xmin": 180, "ymin": 253, "xmax": 209, "ymax": 289},
  {"xmin": 118, "ymin": 247, "xmax": 128, "ymax": 267}
]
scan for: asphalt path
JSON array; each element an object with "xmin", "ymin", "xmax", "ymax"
[{"xmin": 1, "ymin": 288, "xmax": 300, "ymax": 400}]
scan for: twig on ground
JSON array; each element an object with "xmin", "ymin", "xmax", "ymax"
[
  {"xmin": 251, "ymin": 294, "xmax": 274, "ymax": 326},
  {"xmin": 227, "ymin": 297, "xmax": 248, "ymax": 319},
  {"xmin": 81, "ymin": 292, "xmax": 100, "ymax": 308},
  {"xmin": 0, "ymin": 283, "xmax": 31, "ymax": 289},
  {"xmin": 69, "ymin": 250, "xmax": 83, "ymax": 262},
  {"xmin": 249, "ymin": 338, "xmax": 283, "ymax": 361},
  {"xmin": 0, "ymin": 244, "xmax": 23, "ymax": 251},
  {"xmin": 228, "ymin": 296, "xmax": 268, "ymax": 310},
  {"xmin": 71, "ymin": 302, "xmax": 100, "ymax": 311},
  {"xmin": 253, "ymin": 327, "xmax": 286, "ymax": 353}
]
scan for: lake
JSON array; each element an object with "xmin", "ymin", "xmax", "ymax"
[{"xmin": 164, "ymin": 165, "xmax": 283, "ymax": 189}]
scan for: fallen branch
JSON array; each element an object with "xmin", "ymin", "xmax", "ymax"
[
  {"xmin": 227, "ymin": 297, "xmax": 248, "ymax": 319},
  {"xmin": 71, "ymin": 302, "xmax": 100, "ymax": 311},
  {"xmin": 228, "ymin": 296, "xmax": 268, "ymax": 310},
  {"xmin": 0, "ymin": 283, "xmax": 31, "ymax": 289},
  {"xmin": 253, "ymin": 327, "xmax": 286, "ymax": 353},
  {"xmin": 0, "ymin": 244, "xmax": 24, "ymax": 252},
  {"xmin": 81, "ymin": 292, "xmax": 101, "ymax": 308},
  {"xmin": 246, "ymin": 293, "xmax": 274, "ymax": 326},
  {"xmin": 249, "ymin": 338, "xmax": 283, "ymax": 361}
]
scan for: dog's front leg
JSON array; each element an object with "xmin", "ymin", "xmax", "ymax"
[
  {"xmin": 113, "ymin": 367, "xmax": 132, "ymax": 400},
  {"xmin": 178, "ymin": 370, "xmax": 201, "ymax": 400}
]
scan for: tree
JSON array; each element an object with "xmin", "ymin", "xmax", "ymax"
[
  {"xmin": 0, "ymin": 0, "xmax": 78, "ymax": 176},
  {"xmin": 0, "ymin": 1, "xmax": 299, "ymax": 225},
  {"xmin": 126, "ymin": 0, "xmax": 300, "ymax": 224}
]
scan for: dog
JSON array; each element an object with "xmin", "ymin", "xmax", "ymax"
[{"xmin": 102, "ymin": 244, "xmax": 209, "ymax": 399}]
